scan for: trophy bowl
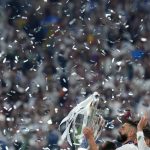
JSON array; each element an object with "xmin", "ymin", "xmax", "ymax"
[
  {"xmin": 72, "ymin": 93, "xmax": 105, "ymax": 147},
  {"xmin": 58, "ymin": 92, "xmax": 105, "ymax": 148}
]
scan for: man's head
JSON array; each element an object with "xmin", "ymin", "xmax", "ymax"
[
  {"xmin": 101, "ymin": 141, "xmax": 116, "ymax": 150},
  {"xmin": 143, "ymin": 128, "xmax": 150, "ymax": 147},
  {"xmin": 117, "ymin": 119, "xmax": 137, "ymax": 143}
]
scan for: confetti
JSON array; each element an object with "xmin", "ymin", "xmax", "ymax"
[
  {"xmin": 62, "ymin": 87, "xmax": 68, "ymax": 92},
  {"xmin": 69, "ymin": 19, "xmax": 76, "ymax": 25},
  {"xmin": 116, "ymin": 61, "xmax": 122, "ymax": 66},
  {"xmin": 55, "ymin": 108, "xmax": 58, "ymax": 113},
  {"xmin": 25, "ymin": 87, "xmax": 30, "ymax": 91},
  {"xmin": 0, "ymin": 1, "xmax": 149, "ymax": 148},
  {"xmin": 140, "ymin": 37, "xmax": 147, "ymax": 42},
  {"xmin": 47, "ymin": 119, "xmax": 52, "ymax": 125},
  {"xmin": 36, "ymin": 6, "xmax": 41, "ymax": 11}
]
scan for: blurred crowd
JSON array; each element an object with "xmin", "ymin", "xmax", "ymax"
[{"xmin": 0, "ymin": 0, "xmax": 150, "ymax": 149}]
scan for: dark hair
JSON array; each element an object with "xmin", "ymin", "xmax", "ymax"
[
  {"xmin": 143, "ymin": 128, "xmax": 150, "ymax": 139},
  {"xmin": 123, "ymin": 119, "xmax": 137, "ymax": 128},
  {"xmin": 101, "ymin": 141, "xmax": 116, "ymax": 150}
]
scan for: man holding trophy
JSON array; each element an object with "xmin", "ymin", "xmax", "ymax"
[
  {"xmin": 58, "ymin": 92, "xmax": 105, "ymax": 149},
  {"xmin": 82, "ymin": 119, "xmax": 138, "ymax": 150},
  {"xmin": 82, "ymin": 114, "xmax": 150, "ymax": 150},
  {"xmin": 58, "ymin": 92, "xmax": 150, "ymax": 150}
]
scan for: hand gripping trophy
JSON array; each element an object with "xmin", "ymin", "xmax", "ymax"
[{"xmin": 58, "ymin": 92, "xmax": 105, "ymax": 149}]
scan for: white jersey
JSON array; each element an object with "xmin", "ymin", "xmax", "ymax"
[
  {"xmin": 137, "ymin": 131, "xmax": 150, "ymax": 150},
  {"xmin": 78, "ymin": 144, "xmax": 138, "ymax": 150},
  {"xmin": 78, "ymin": 143, "xmax": 138, "ymax": 150},
  {"xmin": 116, "ymin": 143, "xmax": 138, "ymax": 150}
]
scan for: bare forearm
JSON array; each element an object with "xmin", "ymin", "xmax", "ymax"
[{"xmin": 88, "ymin": 137, "xmax": 99, "ymax": 150}]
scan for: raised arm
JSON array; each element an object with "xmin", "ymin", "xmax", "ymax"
[
  {"xmin": 137, "ymin": 114, "xmax": 149, "ymax": 150},
  {"xmin": 83, "ymin": 127, "xmax": 99, "ymax": 150}
]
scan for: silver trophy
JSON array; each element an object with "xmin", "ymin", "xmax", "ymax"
[{"xmin": 58, "ymin": 92, "xmax": 105, "ymax": 147}]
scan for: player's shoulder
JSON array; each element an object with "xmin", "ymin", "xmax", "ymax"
[{"xmin": 116, "ymin": 143, "xmax": 138, "ymax": 150}]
